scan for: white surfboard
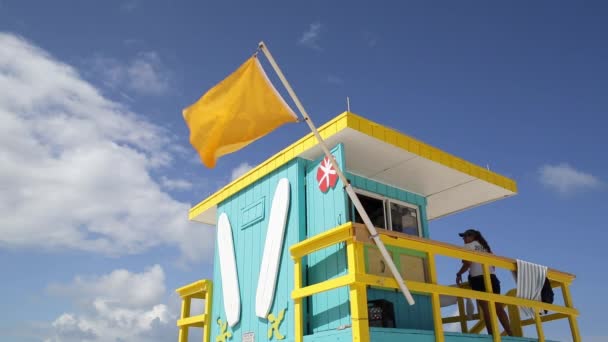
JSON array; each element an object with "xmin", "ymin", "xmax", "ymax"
[
  {"xmin": 255, "ymin": 178, "xmax": 290, "ymax": 318},
  {"xmin": 217, "ymin": 213, "xmax": 241, "ymax": 327}
]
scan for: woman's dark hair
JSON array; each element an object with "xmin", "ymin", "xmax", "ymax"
[{"xmin": 473, "ymin": 231, "xmax": 493, "ymax": 254}]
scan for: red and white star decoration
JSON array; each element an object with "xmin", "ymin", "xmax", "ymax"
[{"xmin": 316, "ymin": 156, "xmax": 338, "ymax": 192}]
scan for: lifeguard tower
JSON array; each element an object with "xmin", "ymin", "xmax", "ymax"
[{"xmin": 176, "ymin": 112, "xmax": 580, "ymax": 342}]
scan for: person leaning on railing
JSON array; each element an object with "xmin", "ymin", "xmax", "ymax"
[{"xmin": 456, "ymin": 229, "xmax": 514, "ymax": 337}]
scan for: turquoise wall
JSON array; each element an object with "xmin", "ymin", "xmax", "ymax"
[
  {"xmin": 304, "ymin": 144, "xmax": 351, "ymax": 334},
  {"xmin": 344, "ymin": 172, "xmax": 434, "ymax": 331},
  {"xmin": 303, "ymin": 328, "xmax": 554, "ymax": 342},
  {"xmin": 211, "ymin": 158, "xmax": 307, "ymax": 342},
  {"xmin": 370, "ymin": 328, "xmax": 557, "ymax": 342}
]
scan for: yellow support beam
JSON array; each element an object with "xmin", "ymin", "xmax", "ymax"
[
  {"xmin": 371, "ymin": 230, "xmax": 574, "ymax": 284},
  {"xmin": 533, "ymin": 310, "xmax": 545, "ymax": 342},
  {"xmin": 456, "ymin": 297, "xmax": 468, "ymax": 333},
  {"xmin": 177, "ymin": 314, "xmax": 207, "ymax": 328},
  {"xmin": 204, "ymin": 282, "xmax": 213, "ymax": 342},
  {"xmin": 427, "ymin": 253, "xmax": 445, "ymax": 342},
  {"xmin": 504, "ymin": 289, "xmax": 523, "ymax": 337},
  {"xmin": 178, "ymin": 298, "xmax": 191, "ymax": 342},
  {"xmin": 176, "ymin": 279, "xmax": 213, "ymax": 342},
  {"xmin": 176, "ymin": 279, "xmax": 210, "ymax": 298},
  {"xmin": 561, "ymin": 283, "xmax": 582, "ymax": 342},
  {"xmin": 290, "ymin": 223, "xmax": 353, "ymax": 259},
  {"xmin": 349, "ymin": 283, "xmax": 370, "ymax": 342},
  {"xmin": 482, "ymin": 264, "xmax": 500, "ymax": 341},
  {"xmin": 353, "ymin": 273, "xmax": 578, "ymax": 316},
  {"xmin": 294, "ymin": 258, "xmax": 304, "ymax": 342},
  {"xmin": 442, "ymin": 314, "xmax": 480, "ymax": 324},
  {"xmin": 520, "ymin": 313, "xmax": 569, "ymax": 326},
  {"xmin": 292, "ymin": 274, "xmax": 355, "ymax": 299}
]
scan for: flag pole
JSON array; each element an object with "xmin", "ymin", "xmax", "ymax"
[{"xmin": 258, "ymin": 41, "xmax": 415, "ymax": 305}]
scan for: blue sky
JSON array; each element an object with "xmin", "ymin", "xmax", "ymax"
[{"xmin": 0, "ymin": 1, "xmax": 606, "ymax": 341}]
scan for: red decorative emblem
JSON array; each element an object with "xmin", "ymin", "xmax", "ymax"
[{"xmin": 316, "ymin": 156, "xmax": 338, "ymax": 192}]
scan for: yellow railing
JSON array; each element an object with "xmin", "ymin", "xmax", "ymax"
[
  {"xmin": 289, "ymin": 222, "xmax": 580, "ymax": 342},
  {"xmin": 176, "ymin": 279, "xmax": 213, "ymax": 342}
]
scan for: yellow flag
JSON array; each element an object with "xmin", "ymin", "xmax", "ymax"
[{"xmin": 183, "ymin": 56, "xmax": 298, "ymax": 168}]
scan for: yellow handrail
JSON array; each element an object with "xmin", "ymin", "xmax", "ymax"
[
  {"xmin": 176, "ymin": 279, "xmax": 213, "ymax": 342},
  {"xmin": 289, "ymin": 222, "xmax": 581, "ymax": 342}
]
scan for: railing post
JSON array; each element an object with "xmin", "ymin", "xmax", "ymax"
[
  {"xmin": 347, "ymin": 241, "xmax": 370, "ymax": 342},
  {"xmin": 294, "ymin": 257, "xmax": 304, "ymax": 342},
  {"xmin": 456, "ymin": 297, "xmax": 468, "ymax": 333},
  {"xmin": 482, "ymin": 264, "xmax": 500, "ymax": 342},
  {"xmin": 561, "ymin": 283, "xmax": 581, "ymax": 342},
  {"xmin": 427, "ymin": 253, "xmax": 445, "ymax": 342},
  {"xmin": 178, "ymin": 297, "xmax": 191, "ymax": 342},
  {"xmin": 533, "ymin": 310, "xmax": 545, "ymax": 341},
  {"xmin": 505, "ymin": 289, "xmax": 523, "ymax": 337},
  {"xmin": 204, "ymin": 281, "xmax": 213, "ymax": 342}
]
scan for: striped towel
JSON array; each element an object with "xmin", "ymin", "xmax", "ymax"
[{"xmin": 516, "ymin": 259, "xmax": 548, "ymax": 318}]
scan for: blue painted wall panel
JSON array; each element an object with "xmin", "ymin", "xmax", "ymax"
[
  {"xmin": 304, "ymin": 144, "xmax": 350, "ymax": 333},
  {"xmin": 211, "ymin": 158, "xmax": 307, "ymax": 342}
]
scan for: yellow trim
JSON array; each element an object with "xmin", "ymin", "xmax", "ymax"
[
  {"xmin": 294, "ymin": 258, "xmax": 303, "ymax": 342},
  {"xmin": 427, "ymin": 253, "xmax": 445, "ymax": 342},
  {"xmin": 176, "ymin": 279, "xmax": 213, "ymax": 342},
  {"xmin": 562, "ymin": 283, "xmax": 582, "ymax": 342},
  {"xmin": 291, "ymin": 222, "xmax": 354, "ymax": 258},
  {"xmin": 456, "ymin": 297, "xmax": 468, "ymax": 333},
  {"xmin": 177, "ymin": 314, "xmax": 207, "ymax": 328},
  {"xmin": 291, "ymin": 274, "xmax": 355, "ymax": 299},
  {"xmin": 482, "ymin": 264, "xmax": 500, "ymax": 341},
  {"xmin": 189, "ymin": 112, "xmax": 517, "ymax": 222},
  {"xmin": 533, "ymin": 310, "xmax": 545, "ymax": 342},
  {"xmin": 288, "ymin": 221, "xmax": 579, "ymax": 341},
  {"xmin": 349, "ymin": 283, "xmax": 370, "ymax": 342}
]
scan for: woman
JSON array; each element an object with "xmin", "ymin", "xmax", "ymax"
[{"xmin": 456, "ymin": 229, "xmax": 513, "ymax": 336}]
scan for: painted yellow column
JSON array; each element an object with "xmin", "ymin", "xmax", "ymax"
[
  {"xmin": 482, "ymin": 264, "xmax": 500, "ymax": 342},
  {"xmin": 348, "ymin": 241, "xmax": 370, "ymax": 342},
  {"xmin": 561, "ymin": 283, "xmax": 581, "ymax": 342},
  {"xmin": 533, "ymin": 310, "xmax": 545, "ymax": 342},
  {"xmin": 178, "ymin": 298, "xmax": 191, "ymax": 342},
  {"xmin": 204, "ymin": 281, "xmax": 213, "ymax": 342},
  {"xmin": 456, "ymin": 297, "xmax": 467, "ymax": 333},
  {"xmin": 427, "ymin": 253, "xmax": 445, "ymax": 342},
  {"xmin": 294, "ymin": 258, "xmax": 304, "ymax": 342},
  {"xmin": 505, "ymin": 290, "xmax": 523, "ymax": 337}
]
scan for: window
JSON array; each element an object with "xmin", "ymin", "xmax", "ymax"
[
  {"xmin": 351, "ymin": 189, "xmax": 421, "ymax": 237},
  {"xmin": 389, "ymin": 202, "xmax": 419, "ymax": 236},
  {"xmin": 353, "ymin": 192, "xmax": 386, "ymax": 229}
]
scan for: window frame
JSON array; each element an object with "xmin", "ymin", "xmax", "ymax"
[{"xmin": 350, "ymin": 187, "xmax": 423, "ymax": 237}]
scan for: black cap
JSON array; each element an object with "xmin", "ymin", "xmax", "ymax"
[{"xmin": 458, "ymin": 229, "xmax": 479, "ymax": 237}]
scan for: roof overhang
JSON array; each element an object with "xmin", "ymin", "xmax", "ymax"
[{"xmin": 189, "ymin": 112, "xmax": 517, "ymax": 225}]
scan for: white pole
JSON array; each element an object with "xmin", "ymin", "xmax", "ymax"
[{"xmin": 258, "ymin": 41, "xmax": 415, "ymax": 305}]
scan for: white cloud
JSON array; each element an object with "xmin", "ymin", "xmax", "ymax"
[
  {"xmin": 161, "ymin": 176, "xmax": 193, "ymax": 191},
  {"xmin": 48, "ymin": 265, "xmax": 166, "ymax": 308},
  {"xmin": 90, "ymin": 51, "xmax": 170, "ymax": 95},
  {"xmin": 539, "ymin": 163, "xmax": 602, "ymax": 194},
  {"xmin": 0, "ymin": 32, "xmax": 213, "ymax": 261},
  {"xmin": 231, "ymin": 162, "xmax": 253, "ymax": 181},
  {"xmin": 299, "ymin": 22, "xmax": 322, "ymax": 50},
  {"xmin": 326, "ymin": 75, "xmax": 344, "ymax": 85},
  {"xmin": 45, "ymin": 266, "xmax": 176, "ymax": 342}
]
